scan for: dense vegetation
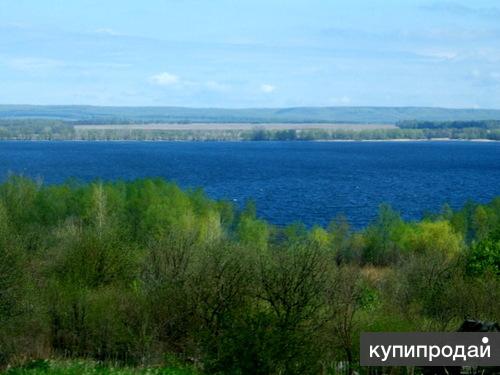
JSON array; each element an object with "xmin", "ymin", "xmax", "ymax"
[
  {"xmin": 1, "ymin": 119, "xmax": 500, "ymax": 141},
  {"xmin": 3, "ymin": 359, "xmax": 198, "ymax": 374},
  {"xmin": 397, "ymin": 120, "xmax": 500, "ymax": 130},
  {"xmin": 1, "ymin": 176, "xmax": 499, "ymax": 374},
  {"xmin": 243, "ymin": 125, "xmax": 500, "ymax": 141},
  {"xmin": 0, "ymin": 120, "xmax": 75, "ymax": 140}
]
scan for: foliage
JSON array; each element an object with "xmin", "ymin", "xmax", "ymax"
[
  {"xmin": 466, "ymin": 230, "xmax": 500, "ymax": 276},
  {"xmin": 3, "ymin": 359, "xmax": 199, "ymax": 374},
  {"xmin": 0, "ymin": 176, "xmax": 499, "ymax": 374}
]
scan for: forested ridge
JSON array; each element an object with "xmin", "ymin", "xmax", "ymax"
[
  {"xmin": 1, "ymin": 176, "xmax": 499, "ymax": 374},
  {"xmin": 2, "ymin": 105, "xmax": 500, "ymax": 123}
]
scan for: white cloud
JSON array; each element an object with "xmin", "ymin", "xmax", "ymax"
[
  {"xmin": 260, "ymin": 84, "xmax": 276, "ymax": 93},
  {"xmin": 150, "ymin": 72, "xmax": 180, "ymax": 86},
  {"xmin": 149, "ymin": 73, "xmax": 230, "ymax": 92}
]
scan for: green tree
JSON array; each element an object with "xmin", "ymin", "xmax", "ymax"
[{"xmin": 466, "ymin": 230, "xmax": 500, "ymax": 276}]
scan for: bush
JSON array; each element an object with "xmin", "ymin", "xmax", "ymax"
[{"xmin": 0, "ymin": 176, "xmax": 499, "ymax": 373}]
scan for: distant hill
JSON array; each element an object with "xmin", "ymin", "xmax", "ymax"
[{"xmin": 1, "ymin": 105, "xmax": 500, "ymax": 124}]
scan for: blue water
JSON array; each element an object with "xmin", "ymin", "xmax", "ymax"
[{"xmin": 1, "ymin": 141, "xmax": 499, "ymax": 228}]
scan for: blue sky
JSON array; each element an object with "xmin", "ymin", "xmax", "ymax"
[{"xmin": 1, "ymin": 0, "xmax": 499, "ymax": 108}]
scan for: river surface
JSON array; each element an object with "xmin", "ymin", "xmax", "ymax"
[{"xmin": 1, "ymin": 141, "xmax": 499, "ymax": 227}]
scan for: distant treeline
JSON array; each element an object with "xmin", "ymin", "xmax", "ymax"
[
  {"xmin": 1, "ymin": 176, "xmax": 500, "ymax": 374},
  {"xmin": 244, "ymin": 127, "xmax": 500, "ymax": 141},
  {"xmin": 0, "ymin": 119, "xmax": 75, "ymax": 140},
  {"xmin": 1, "ymin": 119, "xmax": 500, "ymax": 140},
  {"xmin": 398, "ymin": 120, "xmax": 500, "ymax": 129}
]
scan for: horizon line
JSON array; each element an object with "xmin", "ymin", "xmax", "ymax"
[{"xmin": 2, "ymin": 104, "xmax": 500, "ymax": 111}]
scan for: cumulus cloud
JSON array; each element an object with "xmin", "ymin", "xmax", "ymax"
[
  {"xmin": 149, "ymin": 72, "xmax": 231, "ymax": 92},
  {"xmin": 260, "ymin": 84, "xmax": 276, "ymax": 93},
  {"xmin": 150, "ymin": 72, "xmax": 180, "ymax": 86}
]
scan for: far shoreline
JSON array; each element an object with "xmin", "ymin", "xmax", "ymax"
[
  {"xmin": 0, "ymin": 138, "xmax": 498, "ymax": 142},
  {"xmin": 313, "ymin": 138, "xmax": 497, "ymax": 142}
]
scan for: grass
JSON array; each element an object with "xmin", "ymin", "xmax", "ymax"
[{"xmin": 2, "ymin": 359, "xmax": 199, "ymax": 375}]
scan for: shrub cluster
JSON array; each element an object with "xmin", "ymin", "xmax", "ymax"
[{"xmin": 0, "ymin": 176, "xmax": 499, "ymax": 374}]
